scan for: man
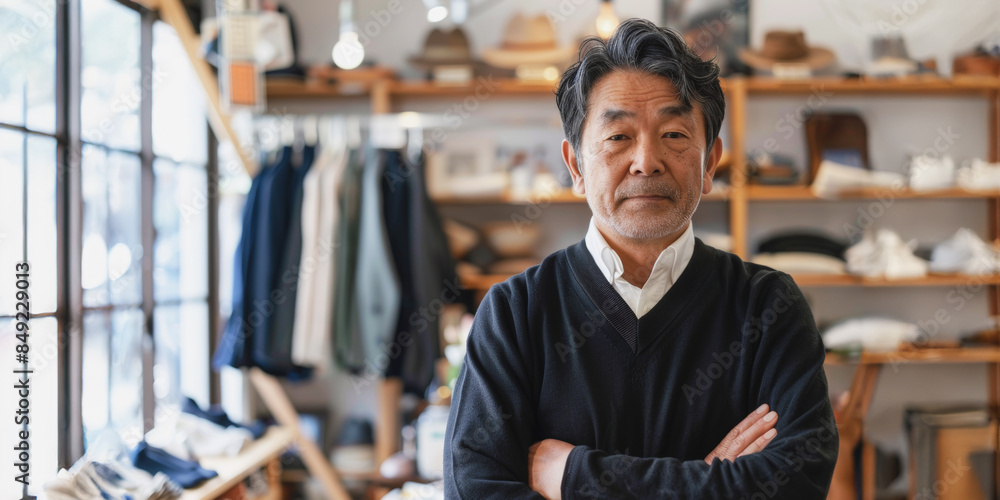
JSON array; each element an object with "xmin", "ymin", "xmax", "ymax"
[{"xmin": 444, "ymin": 19, "xmax": 837, "ymax": 499}]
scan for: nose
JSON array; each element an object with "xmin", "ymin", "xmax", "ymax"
[{"xmin": 629, "ymin": 137, "xmax": 666, "ymax": 176}]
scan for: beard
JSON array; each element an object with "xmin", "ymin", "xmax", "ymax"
[{"xmin": 589, "ymin": 177, "xmax": 702, "ymax": 240}]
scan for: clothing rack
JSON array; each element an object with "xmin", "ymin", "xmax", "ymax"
[
  {"xmin": 250, "ymin": 112, "xmax": 443, "ymax": 166},
  {"xmin": 239, "ymin": 112, "xmax": 450, "ymax": 489}
]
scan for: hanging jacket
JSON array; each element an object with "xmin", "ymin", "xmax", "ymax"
[
  {"xmin": 354, "ymin": 149, "xmax": 401, "ymax": 375},
  {"xmin": 333, "ymin": 148, "xmax": 365, "ymax": 371},
  {"xmin": 262, "ymin": 144, "xmax": 316, "ymax": 378}
]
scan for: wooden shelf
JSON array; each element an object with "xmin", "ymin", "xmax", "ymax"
[
  {"xmin": 825, "ymin": 346, "xmax": 1000, "ymax": 366},
  {"xmin": 180, "ymin": 426, "xmax": 295, "ymax": 500},
  {"xmin": 266, "ymin": 78, "xmax": 557, "ymax": 100},
  {"xmin": 390, "ymin": 79, "xmax": 557, "ymax": 96},
  {"xmin": 792, "ymin": 273, "xmax": 1000, "ymax": 287},
  {"xmin": 742, "ymin": 75, "xmax": 1000, "ymax": 95},
  {"xmin": 747, "ymin": 185, "xmax": 1000, "ymax": 201},
  {"xmin": 267, "ymin": 76, "xmax": 1000, "ymax": 100}
]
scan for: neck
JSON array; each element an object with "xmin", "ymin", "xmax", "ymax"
[{"xmin": 596, "ymin": 220, "xmax": 689, "ymax": 288}]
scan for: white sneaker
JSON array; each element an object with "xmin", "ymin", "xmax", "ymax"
[
  {"xmin": 908, "ymin": 154, "xmax": 955, "ymax": 191},
  {"xmin": 956, "ymin": 159, "xmax": 1000, "ymax": 190},
  {"xmin": 846, "ymin": 229, "xmax": 928, "ymax": 280},
  {"xmin": 930, "ymin": 228, "xmax": 998, "ymax": 275}
]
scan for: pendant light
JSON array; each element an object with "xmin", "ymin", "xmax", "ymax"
[
  {"xmin": 332, "ymin": 0, "xmax": 364, "ymax": 69},
  {"xmin": 596, "ymin": 0, "xmax": 619, "ymax": 39},
  {"xmin": 423, "ymin": 0, "xmax": 449, "ymax": 23}
]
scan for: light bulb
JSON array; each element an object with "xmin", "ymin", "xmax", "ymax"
[
  {"xmin": 332, "ymin": 31, "xmax": 364, "ymax": 69},
  {"xmin": 427, "ymin": 5, "xmax": 448, "ymax": 23},
  {"xmin": 596, "ymin": 0, "xmax": 619, "ymax": 39}
]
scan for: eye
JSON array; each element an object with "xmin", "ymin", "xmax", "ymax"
[
  {"xmin": 607, "ymin": 134, "xmax": 629, "ymax": 141},
  {"xmin": 663, "ymin": 132, "xmax": 688, "ymax": 139}
]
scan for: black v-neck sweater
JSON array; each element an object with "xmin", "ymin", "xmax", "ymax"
[{"xmin": 444, "ymin": 239, "xmax": 838, "ymax": 499}]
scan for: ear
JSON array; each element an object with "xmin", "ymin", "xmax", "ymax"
[
  {"xmin": 562, "ymin": 139, "xmax": 586, "ymax": 195},
  {"xmin": 702, "ymin": 137, "xmax": 723, "ymax": 195}
]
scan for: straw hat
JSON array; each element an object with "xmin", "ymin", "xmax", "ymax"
[
  {"xmin": 481, "ymin": 13, "xmax": 577, "ymax": 69},
  {"xmin": 738, "ymin": 30, "xmax": 835, "ymax": 70}
]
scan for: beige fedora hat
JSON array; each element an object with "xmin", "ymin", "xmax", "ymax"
[
  {"xmin": 739, "ymin": 30, "xmax": 835, "ymax": 70},
  {"xmin": 481, "ymin": 13, "xmax": 577, "ymax": 69}
]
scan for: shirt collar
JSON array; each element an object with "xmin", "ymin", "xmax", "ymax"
[{"xmin": 585, "ymin": 217, "xmax": 695, "ymax": 288}]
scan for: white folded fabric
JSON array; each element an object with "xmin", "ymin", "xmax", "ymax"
[
  {"xmin": 845, "ymin": 229, "xmax": 928, "ymax": 280},
  {"xmin": 930, "ymin": 227, "xmax": 999, "ymax": 275},
  {"xmin": 753, "ymin": 252, "xmax": 846, "ymax": 275},
  {"xmin": 908, "ymin": 154, "xmax": 955, "ymax": 191},
  {"xmin": 145, "ymin": 412, "xmax": 253, "ymax": 461},
  {"xmin": 822, "ymin": 317, "xmax": 921, "ymax": 352},
  {"xmin": 811, "ymin": 160, "xmax": 906, "ymax": 199}
]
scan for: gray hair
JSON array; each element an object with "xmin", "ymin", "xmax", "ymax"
[{"xmin": 555, "ymin": 18, "xmax": 725, "ymax": 167}]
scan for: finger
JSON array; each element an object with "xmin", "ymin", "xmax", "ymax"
[
  {"xmin": 737, "ymin": 427, "xmax": 778, "ymax": 458},
  {"xmin": 728, "ymin": 411, "xmax": 778, "ymax": 459},
  {"xmin": 720, "ymin": 404, "xmax": 770, "ymax": 447}
]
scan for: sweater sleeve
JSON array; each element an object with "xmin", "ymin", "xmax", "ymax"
[
  {"xmin": 444, "ymin": 285, "xmax": 544, "ymax": 500},
  {"xmin": 560, "ymin": 272, "xmax": 838, "ymax": 499}
]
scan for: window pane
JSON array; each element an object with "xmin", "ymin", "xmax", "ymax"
[
  {"xmin": 0, "ymin": 316, "xmax": 59, "ymax": 496},
  {"xmin": 0, "ymin": 129, "xmax": 25, "ymax": 316},
  {"xmin": 0, "ymin": 0, "xmax": 57, "ymax": 133},
  {"xmin": 82, "ymin": 146, "xmax": 142, "ymax": 307},
  {"xmin": 153, "ymin": 21, "xmax": 207, "ymax": 164},
  {"xmin": 154, "ymin": 302, "xmax": 209, "ymax": 421},
  {"xmin": 27, "ymin": 135, "xmax": 58, "ymax": 313},
  {"xmin": 81, "ymin": 0, "xmax": 140, "ymax": 151},
  {"xmin": 154, "ymin": 160, "xmax": 208, "ymax": 302},
  {"xmin": 81, "ymin": 311, "xmax": 109, "ymax": 447},
  {"xmin": 82, "ymin": 308, "xmax": 145, "ymax": 448},
  {"xmin": 110, "ymin": 308, "xmax": 144, "ymax": 444}
]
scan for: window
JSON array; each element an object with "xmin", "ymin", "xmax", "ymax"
[
  {"xmin": 0, "ymin": 0, "xmax": 216, "ymax": 491},
  {"xmin": 0, "ymin": 0, "xmax": 61, "ymax": 493},
  {"xmin": 80, "ymin": 0, "xmax": 214, "ymax": 448}
]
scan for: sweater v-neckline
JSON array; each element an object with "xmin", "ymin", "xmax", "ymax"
[{"xmin": 567, "ymin": 237, "xmax": 717, "ymax": 355}]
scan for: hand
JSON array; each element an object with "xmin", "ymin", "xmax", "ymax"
[
  {"xmin": 704, "ymin": 403, "xmax": 779, "ymax": 465},
  {"xmin": 528, "ymin": 438, "xmax": 574, "ymax": 499}
]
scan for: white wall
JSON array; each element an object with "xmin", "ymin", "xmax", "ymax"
[{"xmin": 267, "ymin": 0, "xmax": 1000, "ymax": 475}]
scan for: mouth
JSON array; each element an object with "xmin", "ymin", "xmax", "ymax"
[{"xmin": 625, "ymin": 195, "xmax": 671, "ymax": 201}]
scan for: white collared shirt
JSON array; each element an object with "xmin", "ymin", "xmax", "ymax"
[{"xmin": 584, "ymin": 218, "xmax": 695, "ymax": 318}]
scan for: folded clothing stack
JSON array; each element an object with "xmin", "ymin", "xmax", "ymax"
[
  {"xmin": 811, "ymin": 160, "xmax": 905, "ymax": 199},
  {"xmin": 131, "ymin": 441, "xmax": 219, "ymax": 489},
  {"xmin": 44, "ymin": 459, "xmax": 183, "ymax": 500},
  {"xmin": 144, "ymin": 412, "xmax": 254, "ymax": 462},
  {"xmin": 752, "ymin": 232, "xmax": 848, "ymax": 275},
  {"xmin": 822, "ymin": 317, "xmax": 921, "ymax": 353}
]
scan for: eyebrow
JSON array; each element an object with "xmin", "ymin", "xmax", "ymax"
[{"xmin": 598, "ymin": 105, "xmax": 694, "ymax": 126}]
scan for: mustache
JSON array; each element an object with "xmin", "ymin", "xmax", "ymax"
[{"xmin": 615, "ymin": 182, "xmax": 681, "ymax": 203}]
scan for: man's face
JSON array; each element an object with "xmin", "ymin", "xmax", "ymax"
[{"xmin": 562, "ymin": 70, "xmax": 721, "ymax": 242}]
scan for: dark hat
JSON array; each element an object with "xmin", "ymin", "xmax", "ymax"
[
  {"xmin": 739, "ymin": 30, "xmax": 834, "ymax": 70},
  {"xmin": 409, "ymin": 28, "xmax": 477, "ymax": 68}
]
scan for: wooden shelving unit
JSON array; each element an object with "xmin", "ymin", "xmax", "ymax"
[
  {"xmin": 825, "ymin": 346, "xmax": 1000, "ymax": 366},
  {"xmin": 266, "ymin": 74, "xmax": 1000, "ymax": 500}
]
